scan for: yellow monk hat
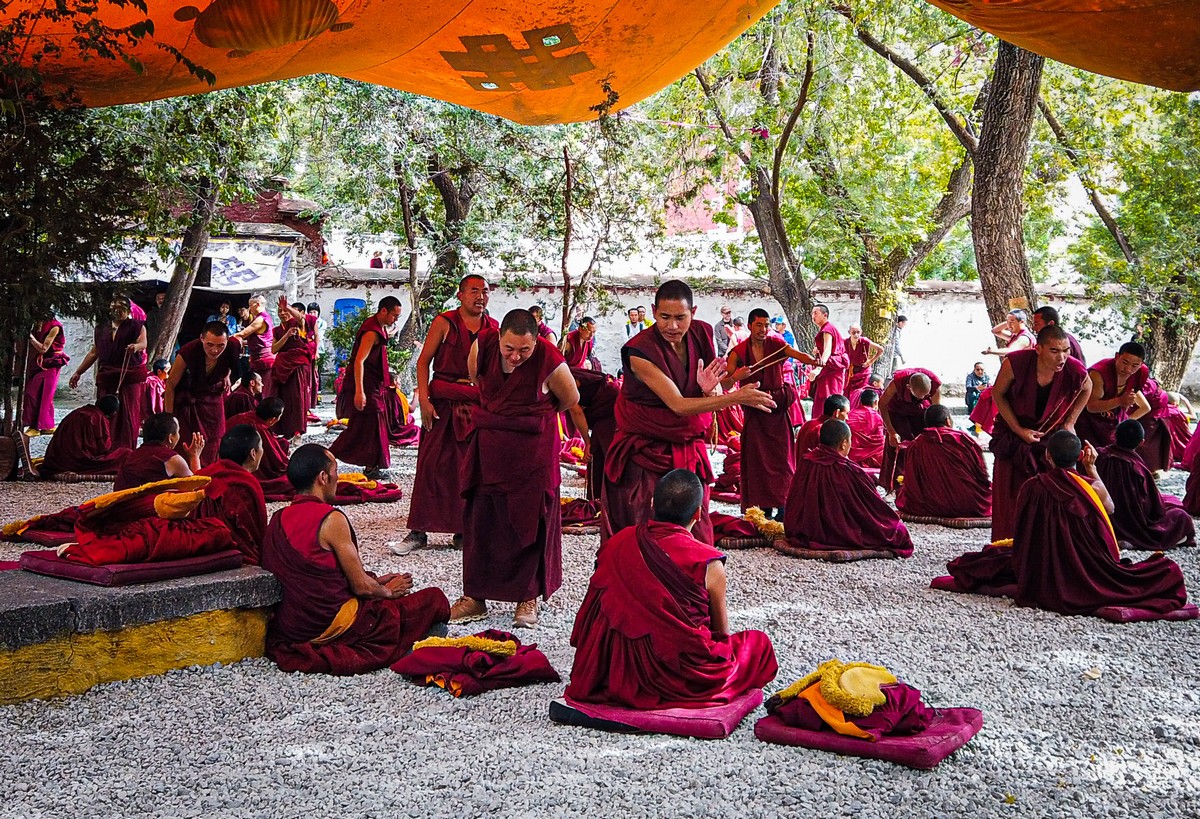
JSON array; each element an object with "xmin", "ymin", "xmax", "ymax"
[{"xmin": 772, "ymin": 659, "xmax": 898, "ymax": 717}]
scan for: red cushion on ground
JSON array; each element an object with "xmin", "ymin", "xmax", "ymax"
[
  {"xmin": 551, "ymin": 690, "xmax": 763, "ymax": 740},
  {"xmin": 753, "ymin": 707, "xmax": 983, "ymax": 770},
  {"xmin": 1093, "ymin": 603, "xmax": 1200, "ymax": 623},
  {"xmin": 18, "ymin": 549, "xmax": 243, "ymax": 586},
  {"xmin": 929, "ymin": 575, "xmax": 1018, "ymax": 598},
  {"xmin": 0, "ymin": 561, "xmax": 19, "ymax": 572}
]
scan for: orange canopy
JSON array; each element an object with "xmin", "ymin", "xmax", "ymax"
[{"xmin": 5, "ymin": 1, "xmax": 1199, "ymax": 123}]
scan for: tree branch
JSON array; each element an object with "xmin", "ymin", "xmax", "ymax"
[
  {"xmin": 886, "ymin": 156, "xmax": 974, "ymax": 278},
  {"xmin": 770, "ymin": 29, "xmax": 816, "ymax": 209},
  {"xmin": 694, "ymin": 67, "xmax": 752, "ymax": 166}
]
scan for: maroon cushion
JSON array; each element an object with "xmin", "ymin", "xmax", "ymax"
[
  {"xmin": 0, "ymin": 561, "xmax": 19, "ymax": 572},
  {"xmin": 552, "ymin": 690, "xmax": 763, "ymax": 740},
  {"xmin": 929, "ymin": 575, "xmax": 1018, "ymax": 598},
  {"xmin": 754, "ymin": 707, "xmax": 983, "ymax": 770},
  {"xmin": 18, "ymin": 549, "xmax": 244, "ymax": 586},
  {"xmin": 1093, "ymin": 603, "xmax": 1200, "ymax": 623}
]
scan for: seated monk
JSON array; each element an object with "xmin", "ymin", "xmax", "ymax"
[
  {"xmin": 846, "ymin": 390, "xmax": 885, "ymax": 468},
  {"xmin": 113, "ymin": 412, "xmax": 204, "ymax": 491},
  {"xmin": 782, "ymin": 420, "xmax": 913, "ymax": 557},
  {"xmin": 1095, "ymin": 420, "xmax": 1194, "ymax": 551},
  {"xmin": 795, "ymin": 395, "xmax": 850, "ymax": 462},
  {"xmin": 1163, "ymin": 392, "xmax": 1193, "ymax": 466},
  {"xmin": 227, "ymin": 398, "xmax": 290, "ymax": 482},
  {"xmin": 40, "ymin": 395, "xmax": 131, "ymax": 478},
  {"xmin": 261, "ymin": 444, "xmax": 451, "ymax": 675},
  {"xmin": 196, "ymin": 424, "xmax": 269, "ymax": 565},
  {"xmin": 224, "ymin": 372, "xmax": 262, "ymax": 418},
  {"xmin": 849, "ymin": 373, "xmax": 884, "ymax": 410},
  {"xmin": 565, "ymin": 469, "xmax": 778, "ymax": 708},
  {"xmin": 949, "ymin": 432, "xmax": 1191, "ymax": 617},
  {"xmin": 896, "ymin": 405, "xmax": 991, "ymax": 519},
  {"xmin": 384, "ymin": 376, "xmax": 420, "ymax": 447}
]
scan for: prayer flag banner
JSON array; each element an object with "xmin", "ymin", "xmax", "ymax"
[{"xmin": 88, "ymin": 238, "xmax": 294, "ymax": 292}]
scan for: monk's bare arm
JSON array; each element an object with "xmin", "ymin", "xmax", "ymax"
[
  {"xmin": 628, "ymin": 356, "xmax": 774, "ymax": 417},
  {"xmin": 877, "ymin": 381, "xmax": 899, "ymax": 440},
  {"xmin": 270, "ymin": 326, "xmax": 296, "ymax": 355},
  {"xmin": 1129, "ymin": 392, "xmax": 1152, "ymax": 421},
  {"xmin": 276, "ymin": 297, "xmax": 304, "ymax": 324},
  {"xmin": 165, "ymin": 452, "xmax": 195, "ymax": 479},
  {"xmin": 1077, "ymin": 443, "xmax": 1115, "ymax": 514},
  {"xmin": 566, "ymin": 404, "xmax": 592, "ymax": 458},
  {"xmin": 930, "ymin": 387, "xmax": 942, "ymax": 406},
  {"xmin": 162, "ymin": 352, "xmax": 187, "ymax": 414},
  {"xmin": 415, "ymin": 316, "xmax": 449, "ymax": 429},
  {"xmin": 1181, "ymin": 395, "xmax": 1196, "ymax": 417},
  {"xmin": 1084, "ymin": 371, "xmax": 1125, "ymax": 413},
  {"xmin": 545, "ymin": 362, "xmax": 580, "ymax": 412},
  {"xmin": 352, "ymin": 332, "xmax": 377, "ymax": 411},
  {"xmin": 466, "ymin": 339, "xmax": 479, "ymax": 384},
  {"xmin": 130, "ymin": 326, "xmax": 147, "ymax": 353},
  {"xmin": 865, "ymin": 337, "xmax": 885, "ymax": 362},
  {"xmin": 1060, "ymin": 377, "xmax": 1092, "ymax": 432},
  {"xmin": 29, "ymin": 325, "xmax": 58, "ymax": 354},
  {"xmin": 321, "ymin": 511, "xmax": 401, "ymax": 599},
  {"xmin": 815, "ymin": 333, "xmax": 833, "ymax": 366},
  {"xmin": 68, "ymin": 346, "xmax": 99, "ymax": 388},
  {"xmin": 705, "ymin": 560, "xmax": 731, "ymax": 638},
  {"xmin": 233, "ymin": 316, "xmax": 266, "ymax": 341},
  {"xmin": 720, "ymin": 348, "xmax": 743, "ymax": 390}
]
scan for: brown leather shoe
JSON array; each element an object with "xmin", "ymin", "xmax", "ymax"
[
  {"xmin": 513, "ymin": 599, "xmax": 539, "ymax": 629},
  {"xmin": 449, "ymin": 595, "xmax": 488, "ymax": 624}
]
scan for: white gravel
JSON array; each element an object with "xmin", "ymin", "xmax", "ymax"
[{"xmin": 2, "ymin": 411, "xmax": 1199, "ymax": 818}]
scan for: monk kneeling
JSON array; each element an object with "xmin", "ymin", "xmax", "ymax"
[
  {"xmin": 566, "ymin": 469, "xmax": 777, "ymax": 708},
  {"xmin": 896, "ymin": 405, "xmax": 991, "ymax": 519},
  {"xmin": 1096, "ymin": 420, "xmax": 1194, "ymax": 551},
  {"xmin": 40, "ymin": 395, "xmax": 130, "ymax": 478},
  {"xmin": 262, "ymin": 444, "xmax": 450, "ymax": 675}
]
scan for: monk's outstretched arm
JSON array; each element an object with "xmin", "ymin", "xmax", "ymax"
[
  {"xmin": 628, "ymin": 356, "xmax": 775, "ymax": 417},
  {"xmin": 414, "ymin": 316, "xmax": 449, "ymax": 430},
  {"xmin": 705, "ymin": 560, "xmax": 731, "ymax": 638},
  {"xmin": 321, "ymin": 511, "xmax": 404, "ymax": 599},
  {"xmin": 1060, "ymin": 377, "xmax": 1093, "ymax": 433},
  {"xmin": 233, "ymin": 315, "xmax": 266, "ymax": 341},
  {"xmin": 545, "ymin": 363, "xmax": 580, "ymax": 412},
  {"xmin": 68, "ymin": 346, "xmax": 99, "ymax": 388},
  {"xmin": 162, "ymin": 352, "xmax": 187, "ymax": 414}
]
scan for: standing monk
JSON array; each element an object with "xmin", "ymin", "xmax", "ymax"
[
  {"xmin": 269, "ymin": 299, "xmax": 317, "ymax": 438},
  {"xmin": 844, "ymin": 324, "xmax": 883, "ymax": 395},
  {"xmin": 725, "ymin": 309, "xmax": 809, "ymax": 517},
  {"xmin": 449, "ymin": 310, "xmax": 579, "ymax": 628},
  {"xmin": 24, "ymin": 312, "xmax": 68, "ymax": 435},
  {"xmin": 234, "ymin": 294, "xmax": 275, "ymax": 394},
  {"xmin": 164, "ymin": 321, "xmax": 243, "ymax": 466},
  {"xmin": 566, "ymin": 367, "xmax": 620, "ymax": 502},
  {"xmin": 989, "ymin": 326, "xmax": 1090, "ymax": 540},
  {"xmin": 877, "ymin": 368, "xmax": 941, "ymax": 492},
  {"xmin": 402, "ymin": 276, "xmax": 498, "ymax": 552},
  {"xmin": 602, "ymin": 280, "xmax": 774, "ymax": 545},
  {"xmin": 1032, "ymin": 306, "xmax": 1085, "ymax": 365},
  {"xmin": 1073, "ymin": 342, "xmax": 1150, "ymax": 451},
  {"xmin": 69, "ymin": 299, "xmax": 150, "ymax": 450},
  {"xmin": 561, "ymin": 316, "xmax": 597, "ymax": 368},
  {"xmin": 329, "ymin": 296, "xmax": 403, "ymax": 475},
  {"xmin": 807, "ymin": 304, "xmax": 850, "ymax": 408}
]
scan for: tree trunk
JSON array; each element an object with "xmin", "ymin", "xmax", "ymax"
[
  {"xmin": 559, "ymin": 146, "xmax": 574, "ymax": 340},
  {"xmin": 747, "ymin": 167, "xmax": 816, "ymax": 339},
  {"xmin": 1143, "ymin": 307, "xmax": 1200, "ymax": 392},
  {"xmin": 426, "ymin": 152, "xmax": 475, "ymax": 312},
  {"xmin": 972, "ymin": 43, "xmax": 1044, "ymax": 324},
  {"xmin": 150, "ymin": 176, "xmax": 220, "ymax": 361}
]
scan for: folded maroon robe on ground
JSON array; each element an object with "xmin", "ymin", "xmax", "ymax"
[{"xmin": 391, "ymin": 629, "xmax": 560, "ymax": 696}]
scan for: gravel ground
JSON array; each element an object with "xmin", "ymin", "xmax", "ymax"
[{"xmin": 2, "ymin": 412, "xmax": 1199, "ymax": 818}]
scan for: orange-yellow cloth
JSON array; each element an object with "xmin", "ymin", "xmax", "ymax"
[{"xmin": 797, "ymin": 684, "xmax": 874, "ymax": 741}]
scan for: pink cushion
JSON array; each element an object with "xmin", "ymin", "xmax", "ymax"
[
  {"xmin": 551, "ymin": 690, "xmax": 763, "ymax": 740},
  {"xmin": 754, "ymin": 707, "xmax": 983, "ymax": 770},
  {"xmin": 711, "ymin": 491, "xmax": 742, "ymax": 504},
  {"xmin": 18, "ymin": 549, "xmax": 244, "ymax": 586},
  {"xmin": 1093, "ymin": 603, "xmax": 1200, "ymax": 623},
  {"xmin": 0, "ymin": 561, "xmax": 19, "ymax": 572}
]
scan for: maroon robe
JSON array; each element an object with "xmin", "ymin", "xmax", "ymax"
[
  {"xmin": 1162, "ymin": 405, "xmax": 1192, "ymax": 467},
  {"xmin": 730, "ymin": 336, "xmax": 797, "ymax": 510},
  {"xmin": 563, "ymin": 328, "xmax": 594, "ymax": 368},
  {"xmin": 60, "ymin": 517, "xmax": 233, "ymax": 566},
  {"xmin": 1095, "ymin": 446, "xmax": 1194, "ymax": 551},
  {"xmin": 385, "ymin": 386, "xmax": 421, "ymax": 447},
  {"xmin": 227, "ymin": 410, "xmax": 290, "ymax": 481},
  {"xmin": 896, "ymin": 427, "xmax": 991, "ymax": 518},
  {"xmin": 330, "ymin": 314, "xmax": 392, "ymax": 468},
  {"xmin": 573, "ymin": 367, "xmax": 619, "ymax": 502},
  {"xmin": 113, "ymin": 443, "xmax": 178, "ymax": 491},
  {"xmin": 1074, "ymin": 357, "xmax": 1149, "ymax": 450},
  {"xmin": 224, "ymin": 384, "xmax": 259, "ymax": 418},
  {"xmin": 262, "ymin": 495, "xmax": 450, "ymax": 675},
  {"xmin": 269, "ymin": 314, "xmax": 316, "ymax": 438},
  {"xmin": 461, "ymin": 331, "xmax": 565, "ymax": 602},
  {"xmin": 880, "ymin": 368, "xmax": 942, "ymax": 492},
  {"xmin": 783, "ymin": 445, "xmax": 913, "ymax": 556},
  {"xmin": 810, "ymin": 320, "xmax": 849, "ymax": 407},
  {"xmin": 173, "ymin": 337, "xmax": 243, "ymax": 466},
  {"xmin": 990, "ymin": 349, "xmax": 1088, "ymax": 541},
  {"xmin": 40, "ymin": 405, "xmax": 130, "ymax": 477},
  {"xmin": 794, "ymin": 416, "xmax": 827, "ymax": 463},
  {"xmin": 1065, "ymin": 331, "xmax": 1086, "ymax": 366},
  {"xmin": 565, "ymin": 520, "xmax": 777, "ymax": 709},
  {"xmin": 408, "ymin": 309, "xmax": 498, "ymax": 534},
  {"xmin": 603, "ymin": 320, "xmax": 718, "ymax": 545},
  {"xmin": 391, "ymin": 627, "xmax": 560, "ymax": 695},
  {"xmin": 846, "ymin": 406, "xmax": 885, "ymax": 468},
  {"xmin": 1138, "ymin": 379, "xmax": 1174, "ymax": 472},
  {"xmin": 145, "ymin": 375, "xmax": 166, "ymax": 415},
  {"xmin": 93, "ymin": 316, "xmax": 150, "ymax": 450},
  {"xmin": 196, "ymin": 459, "xmax": 268, "ymax": 565},
  {"xmin": 23, "ymin": 319, "xmax": 67, "ymax": 430},
  {"xmin": 245, "ymin": 310, "xmax": 275, "ymax": 392},
  {"xmin": 845, "ymin": 335, "xmax": 874, "ymax": 394}
]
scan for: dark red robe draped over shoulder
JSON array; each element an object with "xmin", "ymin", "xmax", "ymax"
[
  {"xmin": 330, "ymin": 314, "xmax": 392, "ymax": 468},
  {"xmin": 563, "ymin": 328, "xmax": 594, "ymax": 368},
  {"xmin": 173, "ymin": 337, "xmax": 243, "ymax": 466},
  {"xmin": 879, "ymin": 367, "xmax": 942, "ymax": 492},
  {"xmin": 1095, "ymin": 446, "xmax": 1194, "ymax": 551},
  {"xmin": 794, "ymin": 416, "xmax": 826, "ymax": 463},
  {"xmin": 603, "ymin": 321, "xmax": 717, "ymax": 545},
  {"xmin": 196, "ymin": 458, "xmax": 268, "ymax": 565},
  {"xmin": 224, "ymin": 383, "xmax": 258, "ymax": 418},
  {"xmin": 461, "ymin": 331, "xmax": 565, "ymax": 603},
  {"xmin": 269, "ymin": 314, "xmax": 316, "ymax": 438},
  {"xmin": 573, "ymin": 367, "xmax": 619, "ymax": 502},
  {"xmin": 40, "ymin": 405, "xmax": 130, "ymax": 477},
  {"xmin": 845, "ymin": 334, "xmax": 874, "ymax": 394},
  {"xmin": 407, "ymin": 309, "xmax": 499, "ymax": 534},
  {"xmin": 113, "ymin": 443, "xmax": 178, "ymax": 491},
  {"xmin": 226, "ymin": 411, "xmax": 290, "ymax": 481},
  {"xmin": 847, "ymin": 406, "xmax": 885, "ymax": 468},
  {"xmin": 93, "ymin": 317, "xmax": 149, "ymax": 450},
  {"xmin": 896, "ymin": 427, "xmax": 991, "ymax": 518},
  {"xmin": 261, "ymin": 495, "xmax": 450, "ymax": 675},
  {"xmin": 565, "ymin": 520, "xmax": 777, "ymax": 709},
  {"xmin": 1074, "ymin": 357, "xmax": 1149, "ymax": 450},
  {"xmin": 730, "ymin": 336, "xmax": 797, "ymax": 511},
  {"xmin": 989, "ymin": 350, "xmax": 1088, "ymax": 540},
  {"xmin": 24, "ymin": 319, "xmax": 67, "ymax": 431},
  {"xmin": 810, "ymin": 321, "xmax": 849, "ymax": 408}
]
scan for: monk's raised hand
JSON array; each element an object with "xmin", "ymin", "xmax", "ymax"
[
  {"xmin": 1079, "ymin": 441, "xmax": 1099, "ymax": 468},
  {"xmin": 419, "ymin": 396, "xmax": 438, "ymax": 429},
  {"xmin": 732, "ymin": 383, "xmax": 776, "ymax": 412},
  {"xmin": 184, "ymin": 432, "xmax": 205, "ymax": 455},
  {"xmin": 698, "ymin": 358, "xmax": 727, "ymax": 394},
  {"xmin": 730, "ymin": 366, "xmax": 752, "ymax": 382}
]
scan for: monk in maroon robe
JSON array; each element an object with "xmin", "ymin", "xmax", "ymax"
[
  {"xmin": 726, "ymin": 309, "xmax": 809, "ymax": 515},
  {"xmin": 1032, "ymin": 306, "xmax": 1086, "ymax": 365},
  {"xmin": 566, "ymin": 367, "xmax": 619, "ymax": 502},
  {"xmin": 782, "ymin": 420, "xmax": 913, "ymax": 557},
  {"xmin": 268, "ymin": 299, "xmax": 316, "ymax": 438},
  {"xmin": 795, "ymin": 395, "xmax": 849, "ymax": 462},
  {"xmin": 530, "ymin": 305, "xmax": 558, "ymax": 345},
  {"xmin": 1074, "ymin": 342, "xmax": 1150, "ymax": 451},
  {"xmin": 1160, "ymin": 393, "xmax": 1192, "ymax": 468},
  {"xmin": 566, "ymin": 469, "xmax": 777, "ymax": 708},
  {"xmin": 808, "ymin": 304, "xmax": 849, "ymax": 408},
  {"xmin": 39, "ymin": 396, "xmax": 130, "ymax": 478},
  {"xmin": 602, "ymin": 280, "xmax": 774, "ymax": 546},
  {"xmin": 849, "ymin": 374, "xmax": 884, "ymax": 410},
  {"xmin": 847, "ymin": 390, "xmax": 885, "ymax": 468},
  {"xmin": 403, "ymin": 276, "xmax": 499, "ymax": 551},
  {"xmin": 69, "ymin": 298, "xmax": 150, "ymax": 450},
  {"xmin": 165, "ymin": 321, "xmax": 243, "ymax": 466},
  {"xmin": 844, "ymin": 324, "xmax": 883, "ymax": 395},
  {"xmin": 896, "ymin": 405, "xmax": 991, "ymax": 518},
  {"xmin": 24, "ymin": 315, "xmax": 68, "ymax": 433},
  {"xmin": 878, "ymin": 367, "xmax": 942, "ymax": 492},
  {"xmin": 145, "ymin": 360, "xmax": 168, "ymax": 415},
  {"xmin": 233, "ymin": 294, "xmax": 276, "ymax": 394},
  {"xmin": 228, "ymin": 399, "xmax": 291, "ymax": 482},
  {"xmin": 384, "ymin": 381, "xmax": 421, "ymax": 447},
  {"xmin": 450, "ymin": 310, "xmax": 579, "ymax": 628},
  {"xmin": 1137, "ymin": 379, "xmax": 1174, "ymax": 472},
  {"xmin": 262, "ymin": 445, "xmax": 450, "ymax": 675},
  {"xmin": 1096, "ymin": 420, "xmax": 1194, "ymax": 551},
  {"xmin": 224, "ymin": 373, "xmax": 261, "ymax": 418},
  {"xmin": 989, "ymin": 327, "xmax": 1091, "ymax": 541},
  {"xmin": 330, "ymin": 296, "xmax": 403, "ymax": 472},
  {"xmin": 561, "ymin": 317, "xmax": 596, "ymax": 368},
  {"xmin": 196, "ymin": 424, "xmax": 269, "ymax": 565},
  {"xmin": 113, "ymin": 413, "xmax": 202, "ymax": 491}
]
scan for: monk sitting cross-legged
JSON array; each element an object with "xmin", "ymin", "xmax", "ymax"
[
  {"xmin": 261, "ymin": 444, "xmax": 450, "ymax": 675},
  {"xmin": 113, "ymin": 412, "xmax": 204, "ymax": 491},
  {"xmin": 565, "ymin": 469, "xmax": 778, "ymax": 709},
  {"xmin": 846, "ymin": 389, "xmax": 885, "ymax": 469},
  {"xmin": 195, "ymin": 424, "xmax": 269, "ymax": 565},
  {"xmin": 39, "ymin": 395, "xmax": 131, "ymax": 479},
  {"xmin": 228, "ymin": 398, "xmax": 290, "ymax": 482},
  {"xmin": 896, "ymin": 404, "xmax": 991, "ymax": 520},
  {"xmin": 795, "ymin": 395, "xmax": 850, "ymax": 463},
  {"xmin": 1095, "ymin": 420, "xmax": 1194, "ymax": 551}
]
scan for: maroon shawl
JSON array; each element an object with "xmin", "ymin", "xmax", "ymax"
[
  {"xmin": 197, "ymin": 458, "xmax": 268, "ymax": 565},
  {"xmin": 896, "ymin": 427, "xmax": 991, "ymax": 518},
  {"xmin": 847, "ymin": 406, "xmax": 885, "ymax": 468},
  {"xmin": 1095, "ymin": 446, "xmax": 1194, "ymax": 551}
]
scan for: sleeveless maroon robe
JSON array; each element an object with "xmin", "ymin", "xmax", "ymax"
[
  {"xmin": 330, "ymin": 314, "xmax": 391, "ymax": 468},
  {"xmin": 880, "ymin": 367, "xmax": 942, "ymax": 492},
  {"xmin": 245, "ymin": 311, "xmax": 275, "ymax": 392},
  {"xmin": 173, "ymin": 337, "xmax": 242, "ymax": 466},
  {"xmin": 573, "ymin": 367, "xmax": 619, "ymax": 502},
  {"xmin": 224, "ymin": 384, "xmax": 258, "ymax": 418},
  {"xmin": 269, "ymin": 314, "xmax": 316, "ymax": 438},
  {"xmin": 262, "ymin": 496, "xmax": 450, "ymax": 675},
  {"xmin": 563, "ymin": 328, "xmax": 594, "ymax": 367},
  {"xmin": 24, "ymin": 319, "xmax": 67, "ymax": 430},
  {"xmin": 730, "ymin": 336, "xmax": 797, "ymax": 510},
  {"xmin": 990, "ymin": 349, "xmax": 1088, "ymax": 540},
  {"xmin": 566, "ymin": 520, "xmax": 777, "ymax": 709},
  {"xmin": 40, "ymin": 405, "xmax": 130, "ymax": 477},
  {"xmin": 113, "ymin": 443, "xmax": 178, "ymax": 491},
  {"xmin": 845, "ymin": 334, "xmax": 874, "ymax": 394},
  {"xmin": 93, "ymin": 316, "xmax": 149, "ymax": 450},
  {"xmin": 1095, "ymin": 446, "xmax": 1194, "ymax": 551},
  {"xmin": 603, "ymin": 320, "xmax": 717, "ymax": 545},
  {"xmin": 197, "ymin": 459, "xmax": 268, "ymax": 565},
  {"xmin": 809, "ymin": 320, "xmax": 849, "ymax": 407},
  {"xmin": 461, "ymin": 331, "xmax": 565, "ymax": 602},
  {"xmin": 1074, "ymin": 357, "xmax": 1149, "ymax": 450},
  {"xmin": 846, "ymin": 406, "xmax": 885, "ymax": 468},
  {"xmin": 896, "ymin": 427, "xmax": 991, "ymax": 518},
  {"xmin": 407, "ymin": 309, "xmax": 498, "ymax": 534}
]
